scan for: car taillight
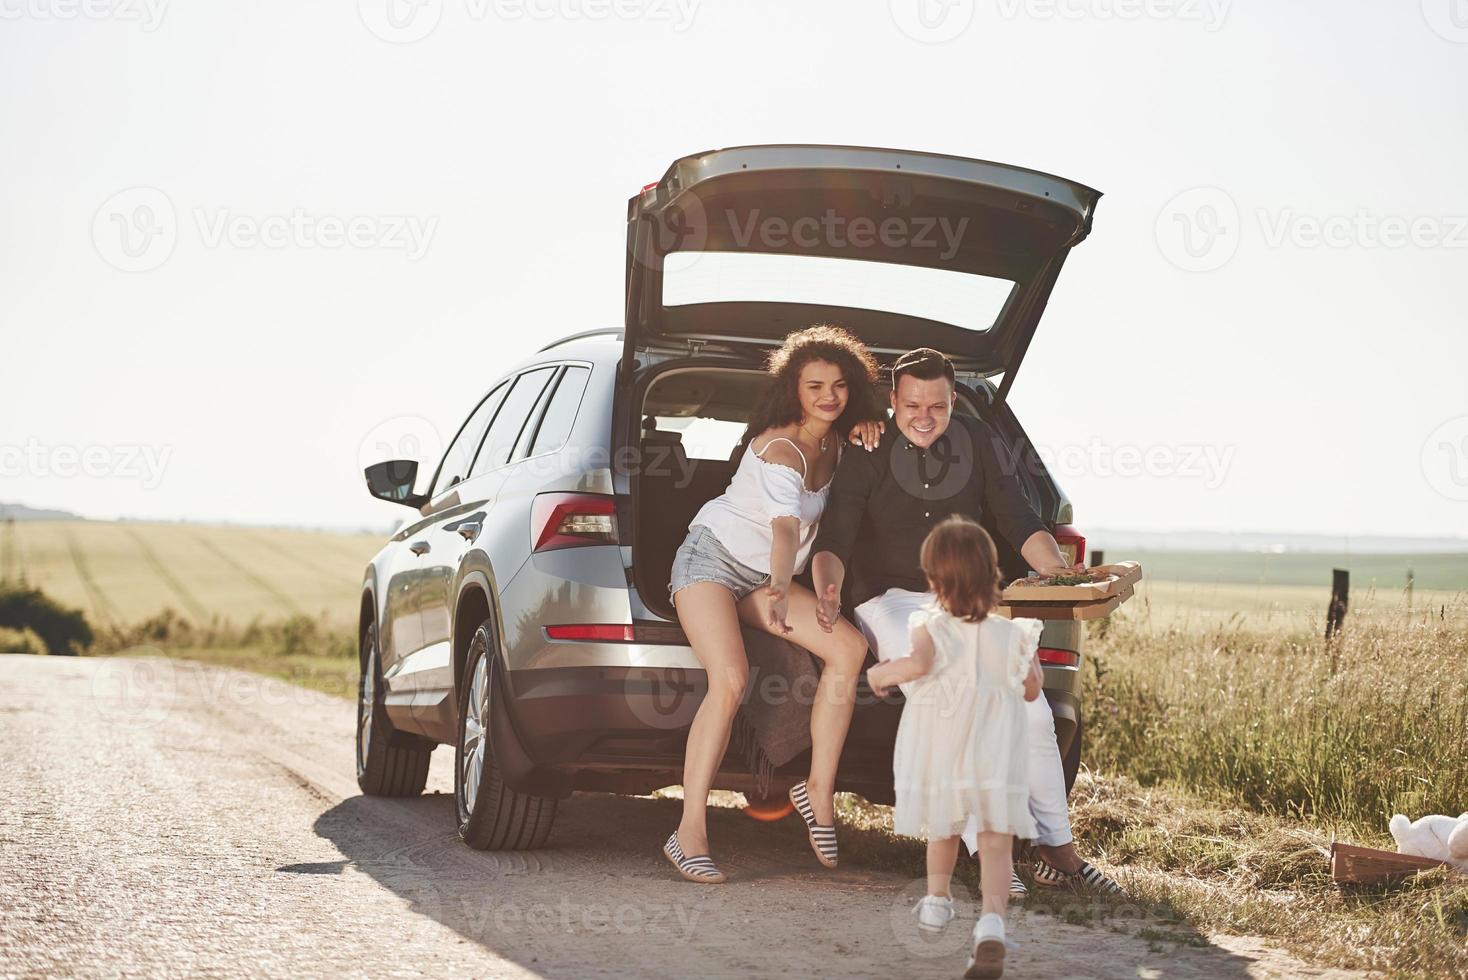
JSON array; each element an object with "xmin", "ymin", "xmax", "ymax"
[
  {"xmin": 1053, "ymin": 524, "xmax": 1086, "ymax": 567},
  {"xmin": 545, "ymin": 624, "xmax": 636, "ymax": 642},
  {"xmin": 531, "ymin": 493, "xmax": 618, "ymax": 552},
  {"xmin": 544, "ymin": 623, "xmax": 688, "ymax": 644},
  {"xmin": 1037, "ymin": 647, "xmax": 1080, "ymax": 668}
]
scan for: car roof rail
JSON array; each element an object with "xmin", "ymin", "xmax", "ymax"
[{"xmin": 538, "ymin": 329, "xmax": 624, "ymax": 352}]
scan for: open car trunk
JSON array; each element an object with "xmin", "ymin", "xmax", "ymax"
[
  {"xmin": 625, "ymin": 144, "xmax": 1101, "ymax": 386},
  {"xmin": 631, "ymin": 365, "xmax": 1056, "ymax": 623}
]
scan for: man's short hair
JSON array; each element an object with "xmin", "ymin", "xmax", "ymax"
[{"xmin": 891, "ymin": 348, "xmax": 955, "ymax": 389}]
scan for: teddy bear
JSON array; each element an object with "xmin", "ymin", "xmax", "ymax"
[{"xmin": 1388, "ymin": 812, "xmax": 1468, "ymax": 873}]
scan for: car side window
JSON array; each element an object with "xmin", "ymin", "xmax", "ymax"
[
  {"xmin": 527, "ymin": 365, "xmax": 591, "ymax": 457},
  {"xmin": 469, "ymin": 366, "xmax": 556, "ymax": 477},
  {"xmin": 431, "ymin": 382, "xmax": 510, "ymax": 499}
]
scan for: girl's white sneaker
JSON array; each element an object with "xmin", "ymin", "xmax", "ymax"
[
  {"xmin": 964, "ymin": 912, "xmax": 1006, "ymax": 979},
  {"xmin": 912, "ymin": 894, "xmax": 956, "ymax": 934}
]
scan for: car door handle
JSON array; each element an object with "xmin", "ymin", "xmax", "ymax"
[
  {"xmin": 444, "ymin": 510, "xmax": 488, "ymax": 543},
  {"xmin": 409, "ymin": 540, "xmax": 431, "ymax": 556}
]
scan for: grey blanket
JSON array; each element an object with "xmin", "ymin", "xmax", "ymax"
[{"xmin": 729, "ymin": 627, "xmax": 821, "ymax": 800}]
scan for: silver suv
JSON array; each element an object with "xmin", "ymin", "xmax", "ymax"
[{"xmin": 357, "ymin": 145, "xmax": 1101, "ymax": 850}]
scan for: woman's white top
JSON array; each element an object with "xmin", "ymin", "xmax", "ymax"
[
  {"xmin": 687, "ymin": 436, "xmax": 837, "ymax": 575},
  {"xmin": 891, "ymin": 600, "xmax": 1043, "ymax": 844}
]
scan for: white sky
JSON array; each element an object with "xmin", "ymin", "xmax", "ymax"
[{"xmin": 2, "ymin": 0, "xmax": 1465, "ymax": 538}]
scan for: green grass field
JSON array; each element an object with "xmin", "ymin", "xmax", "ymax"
[{"xmin": 2, "ymin": 520, "xmax": 383, "ymax": 629}]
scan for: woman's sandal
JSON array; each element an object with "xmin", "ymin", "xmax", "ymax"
[
  {"xmin": 663, "ymin": 831, "xmax": 727, "ymax": 884},
  {"xmin": 788, "ymin": 780, "xmax": 838, "ymax": 868}
]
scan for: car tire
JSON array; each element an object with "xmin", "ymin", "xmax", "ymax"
[
  {"xmin": 454, "ymin": 620, "xmax": 557, "ymax": 850},
  {"xmin": 1062, "ymin": 713, "xmax": 1083, "ymax": 796},
  {"xmin": 356, "ymin": 621, "xmax": 432, "ymax": 797}
]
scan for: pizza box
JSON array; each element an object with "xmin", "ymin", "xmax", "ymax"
[
  {"xmin": 1001, "ymin": 585, "xmax": 1134, "ymax": 621},
  {"xmin": 1329, "ymin": 842, "xmax": 1448, "ymax": 885},
  {"xmin": 1001, "ymin": 561, "xmax": 1143, "ymax": 603}
]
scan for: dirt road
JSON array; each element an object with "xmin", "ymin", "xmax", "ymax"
[{"xmin": 0, "ymin": 655, "xmax": 1362, "ymax": 979}]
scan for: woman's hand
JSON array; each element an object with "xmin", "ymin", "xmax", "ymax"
[
  {"xmin": 847, "ymin": 419, "xmax": 885, "ymax": 452},
  {"xmin": 763, "ymin": 584, "xmax": 792, "ymax": 635},
  {"xmin": 815, "ymin": 583, "xmax": 841, "ymax": 633}
]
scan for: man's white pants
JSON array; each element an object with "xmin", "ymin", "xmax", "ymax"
[{"xmin": 855, "ymin": 588, "xmax": 1074, "ymax": 852}]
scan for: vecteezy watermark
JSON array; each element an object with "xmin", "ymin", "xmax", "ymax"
[
  {"xmin": 358, "ymin": 0, "xmax": 699, "ymax": 43},
  {"xmin": 1157, "ymin": 187, "xmax": 1468, "ymax": 271},
  {"xmin": 0, "ymin": 0, "xmax": 169, "ymax": 30},
  {"xmin": 727, "ymin": 209, "xmax": 970, "ymax": 261},
  {"xmin": 1029, "ymin": 439, "xmax": 1236, "ymax": 489},
  {"xmin": 1422, "ymin": 415, "xmax": 1468, "ymax": 502},
  {"xmin": 0, "ymin": 438, "xmax": 173, "ymax": 489},
  {"xmin": 993, "ymin": 0, "xmax": 1231, "ymax": 31},
  {"xmin": 889, "ymin": 0, "xmax": 976, "ymax": 44},
  {"xmin": 1256, "ymin": 209, "xmax": 1468, "ymax": 250},
  {"xmin": 1155, "ymin": 186, "xmax": 1240, "ymax": 273},
  {"xmin": 93, "ymin": 186, "xmax": 438, "ymax": 272},
  {"xmin": 629, "ymin": 192, "xmax": 973, "ymax": 273},
  {"xmin": 1420, "ymin": 0, "xmax": 1468, "ymax": 43}
]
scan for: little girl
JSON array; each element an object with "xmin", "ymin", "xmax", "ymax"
[{"xmin": 866, "ymin": 516, "xmax": 1044, "ymax": 980}]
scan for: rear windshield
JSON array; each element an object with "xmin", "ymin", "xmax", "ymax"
[{"xmin": 661, "ymin": 251, "xmax": 1015, "ymax": 333}]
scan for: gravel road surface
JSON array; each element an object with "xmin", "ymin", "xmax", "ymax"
[{"xmin": 0, "ymin": 655, "xmax": 1363, "ymax": 979}]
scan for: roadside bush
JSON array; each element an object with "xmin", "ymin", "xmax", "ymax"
[
  {"xmin": 0, "ymin": 626, "xmax": 48, "ymax": 656},
  {"xmin": 0, "ymin": 583, "xmax": 93, "ymax": 655}
]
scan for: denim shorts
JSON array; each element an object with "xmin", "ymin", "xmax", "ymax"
[{"xmin": 668, "ymin": 525, "xmax": 771, "ymax": 603}]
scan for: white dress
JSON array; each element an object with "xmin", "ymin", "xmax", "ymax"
[{"xmin": 891, "ymin": 601, "xmax": 1043, "ymax": 844}]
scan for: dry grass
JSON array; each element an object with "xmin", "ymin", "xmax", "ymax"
[{"xmin": 1086, "ymin": 593, "xmax": 1468, "ymax": 831}]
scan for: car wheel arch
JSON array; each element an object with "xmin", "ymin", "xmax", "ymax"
[{"xmin": 453, "ymin": 573, "xmax": 501, "ymax": 693}]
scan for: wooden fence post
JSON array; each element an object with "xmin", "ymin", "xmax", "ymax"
[
  {"xmin": 1090, "ymin": 549, "xmax": 1104, "ymax": 568},
  {"xmin": 1406, "ymin": 568, "xmax": 1414, "ymax": 610},
  {"xmin": 1326, "ymin": 569, "xmax": 1349, "ymax": 639}
]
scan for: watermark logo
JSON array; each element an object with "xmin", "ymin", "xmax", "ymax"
[
  {"xmin": 1155, "ymin": 186, "xmax": 1239, "ymax": 272},
  {"xmin": 890, "ymin": 0, "xmax": 974, "ymax": 43},
  {"xmin": 358, "ymin": 416, "xmax": 444, "ymax": 487},
  {"xmin": 888, "ymin": 422, "xmax": 975, "ymax": 501},
  {"xmin": 357, "ymin": 0, "xmax": 443, "ymax": 44},
  {"xmin": 93, "ymin": 186, "xmax": 177, "ymax": 273},
  {"xmin": 1421, "ymin": 0, "xmax": 1468, "ymax": 42},
  {"xmin": 888, "ymin": 877, "xmax": 979, "ymax": 958},
  {"xmin": 1422, "ymin": 415, "xmax": 1468, "ymax": 501},
  {"xmin": 90, "ymin": 652, "xmax": 178, "ymax": 728}
]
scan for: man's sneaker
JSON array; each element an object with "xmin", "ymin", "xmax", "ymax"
[
  {"xmin": 1009, "ymin": 871, "xmax": 1027, "ymax": 900},
  {"xmin": 963, "ymin": 912, "xmax": 1006, "ymax": 979},
  {"xmin": 912, "ymin": 894, "xmax": 955, "ymax": 934},
  {"xmin": 1031, "ymin": 858, "xmax": 1122, "ymax": 895}
]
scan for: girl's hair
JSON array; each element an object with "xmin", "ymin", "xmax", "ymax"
[
  {"xmin": 920, "ymin": 516, "xmax": 1002, "ymax": 623},
  {"xmin": 739, "ymin": 324, "xmax": 883, "ymax": 448}
]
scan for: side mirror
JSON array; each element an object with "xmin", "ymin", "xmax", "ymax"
[{"xmin": 364, "ymin": 460, "xmax": 428, "ymax": 509}]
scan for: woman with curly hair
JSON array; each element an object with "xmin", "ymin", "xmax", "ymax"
[{"xmin": 661, "ymin": 324, "xmax": 887, "ymax": 884}]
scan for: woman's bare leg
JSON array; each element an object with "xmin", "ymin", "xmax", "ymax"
[
  {"xmin": 976, "ymin": 832, "xmax": 1013, "ymax": 918},
  {"xmin": 738, "ymin": 582, "xmax": 866, "ymax": 826},
  {"xmin": 927, "ymin": 835, "xmax": 962, "ymax": 897},
  {"xmin": 672, "ymin": 581, "xmax": 748, "ymax": 857}
]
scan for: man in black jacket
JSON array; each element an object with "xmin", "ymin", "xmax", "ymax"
[{"xmin": 811, "ymin": 347, "xmax": 1120, "ymax": 896}]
